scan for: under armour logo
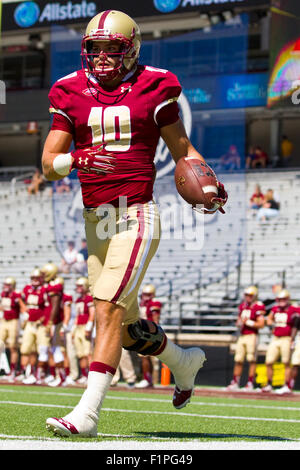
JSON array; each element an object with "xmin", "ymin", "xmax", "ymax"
[
  {"xmin": 121, "ymin": 86, "xmax": 132, "ymax": 93},
  {"xmin": 79, "ymin": 157, "xmax": 89, "ymax": 165}
]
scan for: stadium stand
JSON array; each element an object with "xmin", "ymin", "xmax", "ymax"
[{"xmin": 0, "ymin": 168, "xmax": 299, "ymax": 341}]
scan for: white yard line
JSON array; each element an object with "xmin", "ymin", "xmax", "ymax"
[
  {"xmin": 1, "ymin": 437, "xmax": 300, "ymax": 450},
  {"xmin": 2, "ymin": 400, "xmax": 300, "ymax": 424},
  {"xmin": 1, "ymin": 387, "xmax": 300, "ymax": 412}
]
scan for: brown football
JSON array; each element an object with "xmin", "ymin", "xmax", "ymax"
[{"xmin": 174, "ymin": 157, "xmax": 219, "ymax": 209}]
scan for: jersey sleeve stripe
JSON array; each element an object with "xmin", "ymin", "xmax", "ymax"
[
  {"xmin": 49, "ymin": 107, "xmax": 73, "ymax": 123},
  {"xmin": 153, "ymin": 97, "xmax": 179, "ymax": 125}
]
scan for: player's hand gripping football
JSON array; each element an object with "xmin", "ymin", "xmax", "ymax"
[
  {"xmin": 71, "ymin": 144, "xmax": 117, "ymax": 175},
  {"xmin": 211, "ymin": 181, "xmax": 228, "ymax": 214}
]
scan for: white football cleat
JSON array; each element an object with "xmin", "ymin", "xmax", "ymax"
[
  {"xmin": 76, "ymin": 376, "xmax": 88, "ymax": 386},
  {"xmin": 62, "ymin": 376, "xmax": 77, "ymax": 387},
  {"xmin": 260, "ymin": 384, "xmax": 273, "ymax": 393},
  {"xmin": 240, "ymin": 382, "xmax": 254, "ymax": 392},
  {"xmin": 172, "ymin": 347, "xmax": 206, "ymax": 409},
  {"xmin": 48, "ymin": 377, "xmax": 63, "ymax": 387},
  {"xmin": 14, "ymin": 373, "xmax": 25, "ymax": 382},
  {"xmin": 22, "ymin": 374, "xmax": 37, "ymax": 385},
  {"xmin": 135, "ymin": 379, "xmax": 152, "ymax": 389},
  {"xmin": 225, "ymin": 381, "xmax": 240, "ymax": 391},
  {"xmin": 44, "ymin": 374, "xmax": 55, "ymax": 384},
  {"xmin": 46, "ymin": 411, "xmax": 98, "ymax": 438},
  {"xmin": 275, "ymin": 385, "xmax": 292, "ymax": 395}
]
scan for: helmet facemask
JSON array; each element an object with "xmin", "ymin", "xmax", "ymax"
[{"xmin": 81, "ymin": 33, "xmax": 136, "ymax": 83}]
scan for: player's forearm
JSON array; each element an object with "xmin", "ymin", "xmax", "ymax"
[
  {"xmin": 42, "ymin": 130, "xmax": 73, "ymax": 180},
  {"xmin": 42, "ymin": 151, "xmax": 72, "ymax": 181}
]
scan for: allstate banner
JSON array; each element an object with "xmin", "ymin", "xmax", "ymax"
[
  {"xmin": 4, "ymin": 0, "xmax": 269, "ymax": 31},
  {"xmin": 51, "ymin": 18, "xmax": 248, "ymax": 295}
]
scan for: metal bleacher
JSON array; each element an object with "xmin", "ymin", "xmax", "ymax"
[{"xmin": 1, "ymin": 168, "xmax": 300, "ymax": 342}]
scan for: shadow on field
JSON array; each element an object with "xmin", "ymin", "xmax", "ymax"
[{"xmin": 137, "ymin": 432, "xmax": 292, "ymax": 441}]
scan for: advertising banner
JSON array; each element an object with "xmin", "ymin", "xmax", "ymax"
[
  {"xmin": 3, "ymin": 0, "xmax": 269, "ymax": 31},
  {"xmin": 267, "ymin": 0, "xmax": 300, "ymax": 108}
]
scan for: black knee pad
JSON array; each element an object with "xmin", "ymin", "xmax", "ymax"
[{"xmin": 124, "ymin": 320, "xmax": 165, "ymax": 355}]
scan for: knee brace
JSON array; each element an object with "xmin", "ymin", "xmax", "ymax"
[{"xmin": 123, "ymin": 320, "xmax": 165, "ymax": 356}]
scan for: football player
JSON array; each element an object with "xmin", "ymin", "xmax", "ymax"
[
  {"xmin": 59, "ymin": 290, "xmax": 77, "ymax": 386},
  {"xmin": 41, "ymin": 263, "xmax": 68, "ymax": 386},
  {"xmin": 43, "ymin": 10, "xmax": 227, "ymax": 437},
  {"xmin": 226, "ymin": 286, "xmax": 265, "ymax": 392},
  {"xmin": 72, "ymin": 277, "xmax": 95, "ymax": 385},
  {"xmin": 19, "ymin": 269, "xmax": 48, "ymax": 384},
  {"xmin": 136, "ymin": 284, "xmax": 162, "ymax": 388},
  {"xmin": 262, "ymin": 289, "xmax": 300, "ymax": 394},
  {"xmin": 0, "ymin": 277, "xmax": 22, "ymax": 381}
]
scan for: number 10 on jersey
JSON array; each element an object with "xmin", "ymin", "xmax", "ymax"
[{"xmin": 88, "ymin": 106, "xmax": 132, "ymax": 151}]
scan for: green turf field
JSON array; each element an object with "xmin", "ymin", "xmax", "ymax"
[{"xmin": 1, "ymin": 384, "xmax": 300, "ymax": 447}]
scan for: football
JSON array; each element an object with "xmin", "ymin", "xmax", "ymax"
[{"xmin": 174, "ymin": 157, "xmax": 219, "ymax": 210}]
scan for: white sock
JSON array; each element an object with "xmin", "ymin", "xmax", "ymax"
[
  {"xmin": 65, "ymin": 371, "xmax": 113, "ymax": 426},
  {"xmin": 156, "ymin": 338, "xmax": 185, "ymax": 371}
]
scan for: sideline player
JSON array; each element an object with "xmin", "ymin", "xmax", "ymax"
[
  {"xmin": 41, "ymin": 263, "xmax": 67, "ymax": 386},
  {"xmin": 136, "ymin": 284, "xmax": 162, "ymax": 388},
  {"xmin": 226, "ymin": 286, "xmax": 265, "ymax": 391},
  {"xmin": 0, "ymin": 277, "xmax": 22, "ymax": 381},
  {"xmin": 19, "ymin": 269, "xmax": 48, "ymax": 384},
  {"xmin": 72, "ymin": 277, "xmax": 95, "ymax": 385},
  {"xmin": 42, "ymin": 10, "xmax": 227, "ymax": 437},
  {"xmin": 261, "ymin": 289, "xmax": 299, "ymax": 394}
]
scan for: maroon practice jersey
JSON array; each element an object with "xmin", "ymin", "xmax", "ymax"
[
  {"xmin": 1, "ymin": 290, "xmax": 21, "ymax": 321},
  {"xmin": 75, "ymin": 294, "xmax": 94, "ymax": 325},
  {"xmin": 49, "ymin": 65, "xmax": 181, "ymax": 207},
  {"xmin": 269, "ymin": 304, "xmax": 300, "ymax": 337},
  {"xmin": 139, "ymin": 297, "xmax": 162, "ymax": 323},
  {"xmin": 22, "ymin": 284, "xmax": 47, "ymax": 322},
  {"xmin": 238, "ymin": 301, "xmax": 266, "ymax": 335}
]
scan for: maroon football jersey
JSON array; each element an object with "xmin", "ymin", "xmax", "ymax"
[
  {"xmin": 62, "ymin": 293, "xmax": 73, "ymax": 306},
  {"xmin": 1, "ymin": 290, "xmax": 21, "ymax": 321},
  {"xmin": 75, "ymin": 294, "xmax": 94, "ymax": 325},
  {"xmin": 49, "ymin": 65, "xmax": 182, "ymax": 207},
  {"xmin": 238, "ymin": 301, "xmax": 266, "ymax": 335},
  {"xmin": 270, "ymin": 304, "xmax": 300, "ymax": 337},
  {"xmin": 139, "ymin": 298, "xmax": 162, "ymax": 323},
  {"xmin": 22, "ymin": 284, "xmax": 47, "ymax": 322},
  {"xmin": 43, "ymin": 280, "xmax": 64, "ymax": 325}
]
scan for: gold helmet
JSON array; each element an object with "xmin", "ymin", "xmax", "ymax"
[
  {"xmin": 56, "ymin": 276, "xmax": 64, "ymax": 286},
  {"xmin": 244, "ymin": 286, "xmax": 258, "ymax": 299},
  {"xmin": 142, "ymin": 284, "xmax": 156, "ymax": 296},
  {"xmin": 3, "ymin": 277, "xmax": 16, "ymax": 290},
  {"xmin": 41, "ymin": 263, "xmax": 58, "ymax": 282},
  {"xmin": 30, "ymin": 268, "xmax": 43, "ymax": 286},
  {"xmin": 81, "ymin": 10, "xmax": 141, "ymax": 82},
  {"xmin": 277, "ymin": 289, "xmax": 290, "ymax": 300},
  {"xmin": 76, "ymin": 277, "xmax": 89, "ymax": 291}
]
